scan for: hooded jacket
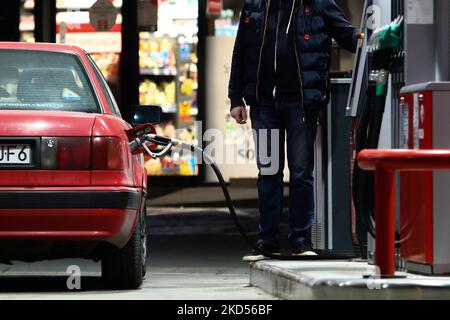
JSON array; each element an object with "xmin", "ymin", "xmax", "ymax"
[
  {"xmin": 258, "ymin": 0, "xmax": 301, "ymax": 101},
  {"xmin": 228, "ymin": 0, "xmax": 358, "ymax": 114}
]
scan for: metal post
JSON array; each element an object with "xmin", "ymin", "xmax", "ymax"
[
  {"xmin": 375, "ymin": 166, "xmax": 396, "ymax": 276},
  {"xmin": 35, "ymin": 0, "xmax": 56, "ymax": 43},
  {"xmin": 120, "ymin": 0, "xmax": 140, "ymax": 123},
  {"xmin": 435, "ymin": 0, "xmax": 450, "ymax": 81},
  {"xmin": 0, "ymin": 0, "xmax": 20, "ymax": 41}
]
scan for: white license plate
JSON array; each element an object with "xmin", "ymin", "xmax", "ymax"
[{"xmin": 0, "ymin": 144, "xmax": 32, "ymax": 165}]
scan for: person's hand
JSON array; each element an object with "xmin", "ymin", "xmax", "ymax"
[{"xmin": 230, "ymin": 106, "xmax": 248, "ymax": 125}]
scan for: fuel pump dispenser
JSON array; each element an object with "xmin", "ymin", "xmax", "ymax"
[
  {"xmin": 349, "ymin": 16, "xmax": 404, "ymax": 259},
  {"xmin": 399, "ymin": 82, "xmax": 450, "ymax": 275},
  {"xmin": 350, "ymin": 0, "xmax": 450, "ymax": 274}
]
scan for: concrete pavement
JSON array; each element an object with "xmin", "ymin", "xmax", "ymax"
[{"xmin": 250, "ymin": 260, "xmax": 450, "ymax": 300}]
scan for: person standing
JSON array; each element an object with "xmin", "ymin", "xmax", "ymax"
[{"xmin": 228, "ymin": 0, "xmax": 361, "ymax": 260}]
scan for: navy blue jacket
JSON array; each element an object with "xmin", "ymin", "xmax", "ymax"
[
  {"xmin": 228, "ymin": 0, "xmax": 358, "ymax": 112},
  {"xmin": 259, "ymin": 0, "xmax": 302, "ymax": 101}
]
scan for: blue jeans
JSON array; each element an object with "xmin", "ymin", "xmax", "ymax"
[{"xmin": 250, "ymin": 99, "xmax": 318, "ymax": 247}]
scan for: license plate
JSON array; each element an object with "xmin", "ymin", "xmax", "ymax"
[{"xmin": 0, "ymin": 144, "xmax": 32, "ymax": 165}]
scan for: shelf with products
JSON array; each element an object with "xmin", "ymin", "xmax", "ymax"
[
  {"xmin": 139, "ymin": 36, "xmax": 177, "ymax": 74},
  {"xmin": 90, "ymin": 52, "xmax": 120, "ymax": 81},
  {"xmin": 140, "ymin": 68, "xmax": 178, "ymax": 77},
  {"xmin": 143, "ymin": 118, "xmax": 199, "ymax": 177},
  {"xmin": 139, "ymin": 32, "xmax": 199, "ymax": 177},
  {"xmin": 139, "ymin": 78, "xmax": 177, "ymax": 113},
  {"xmin": 138, "ymin": 0, "xmax": 199, "ymax": 177},
  {"xmin": 20, "ymin": 0, "xmax": 35, "ymax": 42},
  {"xmin": 22, "ymin": 0, "xmax": 34, "ymax": 9}
]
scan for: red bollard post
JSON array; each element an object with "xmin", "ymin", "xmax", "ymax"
[{"xmin": 374, "ymin": 166, "xmax": 396, "ymax": 276}]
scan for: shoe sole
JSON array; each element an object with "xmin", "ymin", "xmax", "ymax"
[
  {"xmin": 242, "ymin": 253, "xmax": 281, "ymax": 262},
  {"xmin": 292, "ymin": 251, "xmax": 318, "ymax": 257},
  {"xmin": 242, "ymin": 255, "xmax": 266, "ymax": 262}
]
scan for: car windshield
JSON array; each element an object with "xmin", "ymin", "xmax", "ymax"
[{"xmin": 0, "ymin": 49, "xmax": 99, "ymax": 113}]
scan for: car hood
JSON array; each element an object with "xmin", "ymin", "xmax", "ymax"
[{"xmin": 0, "ymin": 110, "xmax": 97, "ymax": 137}]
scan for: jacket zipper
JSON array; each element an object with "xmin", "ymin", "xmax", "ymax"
[
  {"xmin": 256, "ymin": 0, "xmax": 270, "ymax": 103},
  {"xmin": 293, "ymin": 0, "xmax": 305, "ymax": 122},
  {"xmin": 273, "ymin": 0, "xmax": 282, "ymax": 99}
]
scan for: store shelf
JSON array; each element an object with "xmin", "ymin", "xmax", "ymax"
[
  {"xmin": 160, "ymin": 103, "xmax": 178, "ymax": 114},
  {"xmin": 140, "ymin": 68, "xmax": 178, "ymax": 77},
  {"xmin": 178, "ymin": 96, "xmax": 194, "ymax": 102},
  {"xmin": 138, "ymin": 5, "xmax": 199, "ymax": 178}
]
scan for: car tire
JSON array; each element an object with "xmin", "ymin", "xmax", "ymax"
[{"xmin": 101, "ymin": 204, "xmax": 147, "ymax": 289}]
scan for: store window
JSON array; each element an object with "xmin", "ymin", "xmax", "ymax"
[
  {"xmin": 20, "ymin": 0, "xmax": 35, "ymax": 42},
  {"xmin": 55, "ymin": 0, "xmax": 122, "ymax": 88},
  {"xmin": 139, "ymin": 0, "xmax": 199, "ymax": 177}
]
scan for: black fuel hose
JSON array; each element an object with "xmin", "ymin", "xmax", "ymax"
[
  {"xmin": 352, "ymin": 76, "xmax": 401, "ymax": 247},
  {"xmin": 146, "ymin": 137, "xmax": 355, "ymax": 261},
  {"xmin": 204, "ymin": 147, "xmax": 355, "ymax": 260}
]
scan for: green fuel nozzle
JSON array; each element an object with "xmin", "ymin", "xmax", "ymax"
[{"xmin": 368, "ymin": 16, "xmax": 404, "ymax": 51}]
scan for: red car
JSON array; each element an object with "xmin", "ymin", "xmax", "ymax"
[{"xmin": 0, "ymin": 42, "xmax": 152, "ymax": 289}]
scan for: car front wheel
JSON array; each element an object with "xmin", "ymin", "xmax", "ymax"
[{"xmin": 101, "ymin": 204, "xmax": 147, "ymax": 289}]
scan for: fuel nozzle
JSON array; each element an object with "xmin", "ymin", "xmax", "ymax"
[{"xmin": 130, "ymin": 137, "xmax": 142, "ymax": 153}]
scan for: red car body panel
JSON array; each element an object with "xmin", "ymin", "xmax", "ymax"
[
  {"xmin": 0, "ymin": 43, "xmax": 147, "ymax": 253},
  {"xmin": 0, "ymin": 110, "xmax": 96, "ymax": 136},
  {"xmin": 0, "ymin": 110, "xmax": 95, "ymax": 187},
  {"xmin": 0, "ymin": 208, "xmax": 136, "ymax": 245},
  {"xmin": 0, "ymin": 171, "xmax": 91, "ymax": 187}
]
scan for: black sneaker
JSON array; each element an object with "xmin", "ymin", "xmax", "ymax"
[
  {"xmin": 291, "ymin": 241, "xmax": 317, "ymax": 256},
  {"xmin": 242, "ymin": 243, "xmax": 280, "ymax": 262}
]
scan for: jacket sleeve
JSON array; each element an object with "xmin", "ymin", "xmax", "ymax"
[
  {"xmin": 321, "ymin": 0, "xmax": 358, "ymax": 53},
  {"xmin": 228, "ymin": 5, "xmax": 247, "ymax": 109}
]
